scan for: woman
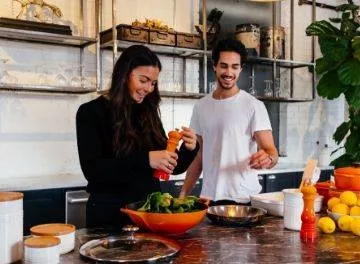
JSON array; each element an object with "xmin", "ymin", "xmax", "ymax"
[{"xmin": 76, "ymin": 45, "xmax": 199, "ymax": 228}]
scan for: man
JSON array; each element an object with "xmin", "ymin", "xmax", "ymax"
[{"xmin": 179, "ymin": 38, "xmax": 278, "ymax": 204}]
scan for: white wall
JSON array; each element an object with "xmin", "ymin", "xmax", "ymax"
[{"xmin": 279, "ymin": 0, "xmax": 350, "ymax": 163}]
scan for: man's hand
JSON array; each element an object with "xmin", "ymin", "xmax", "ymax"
[{"xmin": 249, "ymin": 149, "xmax": 274, "ymax": 169}]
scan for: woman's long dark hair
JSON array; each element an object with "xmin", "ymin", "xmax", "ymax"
[{"xmin": 108, "ymin": 45, "xmax": 166, "ymax": 157}]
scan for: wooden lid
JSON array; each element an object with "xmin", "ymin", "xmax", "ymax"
[
  {"xmin": 0, "ymin": 192, "xmax": 23, "ymax": 202},
  {"xmin": 30, "ymin": 223, "xmax": 75, "ymax": 236},
  {"xmin": 24, "ymin": 236, "xmax": 61, "ymax": 248}
]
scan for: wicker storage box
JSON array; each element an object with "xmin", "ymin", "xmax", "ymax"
[
  {"xmin": 176, "ymin": 32, "xmax": 201, "ymax": 49},
  {"xmin": 100, "ymin": 24, "xmax": 149, "ymax": 45},
  {"xmin": 149, "ymin": 29, "xmax": 176, "ymax": 46}
]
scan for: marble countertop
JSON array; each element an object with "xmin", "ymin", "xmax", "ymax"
[
  {"xmin": 0, "ymin": 164, "xmax": 333, "ymax": 192},
  {"xmin": 61, "ymin": 216, "xmax": 359, "ymax": 264}
]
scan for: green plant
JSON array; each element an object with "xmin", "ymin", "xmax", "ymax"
[{"xmin": 306, "ymin": 3, "xmax": 360, "ymax": 168}]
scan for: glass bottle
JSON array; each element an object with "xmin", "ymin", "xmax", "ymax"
[{"xmin": 248, "ymin": 76, "xmax": 256, "ymax": 96}]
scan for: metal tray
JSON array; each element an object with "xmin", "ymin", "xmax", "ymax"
[
  {"xmin": 79, "ymin": 232, "xmax": 181, "ymax": 263},
  {"xmin": 206, "ymin": 205, "xmax": 266, "ymax": 226}
]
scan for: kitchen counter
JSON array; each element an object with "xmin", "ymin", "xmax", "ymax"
[{"xmin": 61, "ymin": 216, "xmax": 359, "ymax": 264}]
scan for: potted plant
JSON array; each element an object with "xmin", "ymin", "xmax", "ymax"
[{"xmin": 306, "ymin": 2, "xmax": 360, "ymax": 168}]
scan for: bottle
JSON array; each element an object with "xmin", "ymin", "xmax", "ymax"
[
  {"xmin": 318, "ymin": 144, "xmax": 330, "ymax": 166},
  {"xmin": 300, "ymin": 184, "xmax": 317, "ymax": 242},
  {"xmin": 153, "ymin": 129, "xmax": 183, "ymax": 181}
]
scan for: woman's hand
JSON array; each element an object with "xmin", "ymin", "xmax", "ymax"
[
  {"xmin": 181, "ymin": 126, "xmax": 197, "ymax": 151},
  {"xmin": 149, "ymin": 150, "xmax": 178, "ymax": 174}
]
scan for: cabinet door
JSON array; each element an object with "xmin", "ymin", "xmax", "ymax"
[
  {"xmin": 265, "ymin": 173, "xmax": 295, "ymax": 193},
  {"xmin": 319, "ymin": 169, "xmax": 333, "ymax": 182},
  {"xmin": 160, "ymin": 179, "xmax": 203, "ymax": 197},
  {"xmin": 22, "ymin": 189, "xmax": 65, "ymax": 235}
]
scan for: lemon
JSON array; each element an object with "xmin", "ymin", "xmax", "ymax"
[
  {"xmin": 357, "ymin": 198, "xmax": 360, "ymax": 207},
  {"xmin": 340, "ymin": 191, "xmax": 358, "ymax": 206},
  {"xmin": 337, "ymin": 215, "xmax": 354, "ymax": 232},
  {"xmin": 350, "ymin": 219, "xmax": 360, "ymax": 236},
  {"xmin": 318, "ymin": 217, "xmax": 336, "ymax": 234},
  {"xmin": 327, "ymin": 197, "xmax": 340, "ymax": 211},
  {"xmin": 350, "ymin": 206, "xmax": 360, "ymax": 216},
  {"xmin": 332, "ymin": 203, "xmax": 350, "ymax": 215}
]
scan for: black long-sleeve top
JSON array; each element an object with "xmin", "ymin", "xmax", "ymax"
[{"xmin": 76, "ymin": 96, "xmax": 199, "ymax": 206}]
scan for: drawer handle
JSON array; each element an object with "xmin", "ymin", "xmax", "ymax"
[
  {"xmin": 258, "ymin": 176, "xmax": 263, "ymax": 180},
  {"xmin": 68, "ymin": 197, "xmax": 88, "ymax": 204},
  {"xmin": 174, "ymin": 181, "xmax": 184, "ymax": 186},
  {"xmin": 129, "ymin": 28, "xmax": 141, "ymax": 35},
  {"xmin": 184, "ymin": 35, "xmax": 194, "ymax": 42},
  {"xmin": 268, "ymin": 175, "xmax": 276, "ymax": 180}
]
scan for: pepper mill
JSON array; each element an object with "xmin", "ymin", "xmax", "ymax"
[
  {"xmin": 153, "ymin": 129, "xmax": 182, "ymax": 181},
  {"xmin": 300, "ymin": 184, "xmax": 318, "ymax": 242}
]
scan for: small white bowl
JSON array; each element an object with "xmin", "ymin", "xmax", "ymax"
[
  {"xmin": 24, "ymin": 236, "xmax": 60, "ymax": 264},
  {"xmin": 327, "ymin": 209, "xmax": 360, "ymax": 222},
  {"xmin": 30, "ymin": 223, "xmax": 75, "ymax": 254}
]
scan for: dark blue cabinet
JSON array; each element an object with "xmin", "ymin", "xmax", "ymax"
[{"xmin": 160, "ymin": 179, "xmax": 202, "ymax": 197}]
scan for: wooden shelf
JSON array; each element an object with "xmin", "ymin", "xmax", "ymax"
[
  {"xmin": 101, "ymin": 40, "xmax": 205, "ymax": 58},
  {"xmin": 0, "ymin": 27, "xmax": 97, "ymax": 48},
  {"xmin": 160, "ymin": 91, "xmax": 206, "ymax": 99},
  {"xmin": 0, "ymin": 83, "xmax": 97, "ymax": 94}
]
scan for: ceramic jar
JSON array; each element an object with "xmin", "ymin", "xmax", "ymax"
[
  {"xmin": 24, "ymin": 236, "xmax": 60, "ymax": 264},
  {"xmin": 0, "ymin": 192, "xmax": 24, "ymax": 264}
]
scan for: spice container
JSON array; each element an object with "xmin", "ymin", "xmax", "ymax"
[
  {"xmin": 235, "ymin": 23, "xmax": 260, "ymax": 56},
  {"xmin": 0, "ymin": 192, "xmax": 23, "ymax": 264},
  {"xmin": 260, "ymin": 26, "xmax": 285, "ymax": 59},
  {"xmin": 24, "ymin": 236, "xmax": 60, "ymax": 264},
  {"xmin": 30, "ymin": 223, "xmax": 75, "ymax": 254}
]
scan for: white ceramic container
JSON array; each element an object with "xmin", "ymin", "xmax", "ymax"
[
  {"xmin": 30, "ymin": 223, "xmax": 75, "ymax": 254},
  {"xmin": 282, "ymin": 188, "xmax": 323, "ymax": 231},
  {"xmin": 24, "ymin": 236, "xmax": 60, "ymax": 264},
  {"xmin": 0, "ymin": 192, "xmax": 24, "ymax": 264},
  {"xmin": 250, "ymin": 191, "xmax": 323, "ymax": 217}
]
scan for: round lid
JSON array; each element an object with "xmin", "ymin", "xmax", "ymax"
[
  {"xmin": 24, "ymin": 236, "xmax": 61, "ymax": 248},
  {"xmin": 0, "ymin": 192, "xmax": 23, "ymax": 202},
  {"xmin": 79, "ymin": 227, "xmax": 181, "ymax": 263},
  {"xmin": 30, "ymin": 223, "xmax": 75, "ymax": 236}
]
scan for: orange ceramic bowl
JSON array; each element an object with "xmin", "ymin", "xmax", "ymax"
[
  {"xmin": 120, "ymin": 201, "xmax": 208, "ymax": 235},
  {"xmin": 334, "ymin": 172, "xmax": 360, "ymax": 191}
]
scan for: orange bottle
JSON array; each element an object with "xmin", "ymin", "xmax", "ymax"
[
  {"xmin": 300, "ymin": 184, "xmax": 318, "ymax": 242},
  {"xmin": 153, "ymin": 129, "xmax": 183, "ymax": 181}
]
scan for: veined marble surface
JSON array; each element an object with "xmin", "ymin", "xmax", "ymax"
[{"xmin": 62, "ymin": 216, "xmax": 360, "ymax": 264}]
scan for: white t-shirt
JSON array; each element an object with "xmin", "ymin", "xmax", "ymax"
[{"xmin": 190, "ymin": 90, "xmax": 272, "ymax": 203}]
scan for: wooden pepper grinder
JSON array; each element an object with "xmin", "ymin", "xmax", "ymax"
[
  {"xmin": 153, "ymin": 129, "xmax": 182, "ymax": 181},
  {"xmin": 300, "ymin": 183, "xmax": 318, "ymax": 242}
]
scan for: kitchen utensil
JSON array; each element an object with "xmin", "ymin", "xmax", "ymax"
[
  {"xmin": 250, "ymin": 191, "xmax": 323, "ymax": 217},
  {"xmin": 79, "ymin": 225, "xmax": 181, "ymax": 263},
  {"xmin": 206, "ymin": 205, "xmax": 266, "ymax": 226},
  {"xmin": 30, "ymin": 223, "xmax": 75, "ymax": 254},
  {"xmin": 334, "ymin": 170, "xmax": 360, "ymax": 191},
  {"xmin": 299, "ymin": 159, "xmax": 317, "ymax": 191},
  {"xmin": 24, "ymin": 236, "xmax": 60, "ymax": 264},
  {"xmin": 283, "ymin": 188, "xmax": 303, "ymax": 231},
  {"xmin": 120, "ymin": 201, "xmax": 207, "ymax": 235},
  {"xmin": 0, "ymin": 192, "xmax": 23, "ymax": 264}
]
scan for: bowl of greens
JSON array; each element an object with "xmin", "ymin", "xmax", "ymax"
[{"xmin": 121, "ymin": 192, "xmax": 208, "ymax": 235}]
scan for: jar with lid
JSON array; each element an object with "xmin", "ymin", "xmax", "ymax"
[
  {"xmin": 235, "ymin": 23, "xmax": 260, "ymax": 56},
  {"xmin": 24, "ymin": 236, "xmax": 60, "ymax": 264},
  {"xmin": 0, "ymin": 192, "xmax": 23, "ymax": 264}
]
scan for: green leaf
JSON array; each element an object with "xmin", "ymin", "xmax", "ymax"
[
  {"xmin": 344, "ymin": 130, "xmax": 360, "ymax": 155},
  {"xmin": 333, "ymin": 121, "xmax": 350, "ymax": 144},
  {"xmin": 317, "ymin": 70, "xmax": 349, "ymax": 99},
  {"xmin": 318, "ymin": 36, "xmax": 348, "ymax": 62},
  {"xmin": 336, "ymin": 4, "xmax": 360, "ymax": 12},
  {"xmin": 330, "ymin": 153, "xmax": 354, "ymax": 168},
  {"xmin": 315, "ymin": 57, "xmax": 338, "ymax": 75},
  {"xmin": 306, "ymin": 20, "xmax": 340, "ymax": 36},
  {"xmin": 338, "ymin": 59, "xmax": 360, "ymax": 85},
  {"xmin": 341, "ymin": 19, "xmax": 360, "ymax": 36},
  {"xmin": 352, "ymin": 36, "xmax": 360, "ymax": 61},
  {"xmin": 329, "ymin": 18, "xmax": 342, "ymax": 23},
  {"xmin": 344, "ymin": 86, "xmax": 360, "ymax": 108}
]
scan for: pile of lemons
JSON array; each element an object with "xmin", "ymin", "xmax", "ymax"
[{"xmin": 318, "ymin": 190, "xmax": 360, "ymax": 236}]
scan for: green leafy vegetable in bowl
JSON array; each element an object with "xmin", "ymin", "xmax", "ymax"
[{"xmin": 138, "ymin": 192, "xmax": 201, "ymax": 213}]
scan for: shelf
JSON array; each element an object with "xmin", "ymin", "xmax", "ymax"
[
  {"xmin": 0, "ymin": 83, "xmax": 97, "ymax": 94},
  {"xmin": 160, "ymin": 91, "xmax": 206, "ymax": 99},
  {"xmin": 255, "ymin": 96, "xmax": 313, "ymax": 102},
  {"xmin": 101, "ymin": 40, "xmax": 205, "ymax": 58},
  {"xmin": 248, "ymin": 57, "xmax": 314, "ymax": 69},
  {"xmin": 0, "ymin": 27, "xmax": 97, "ymax": 48}
]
